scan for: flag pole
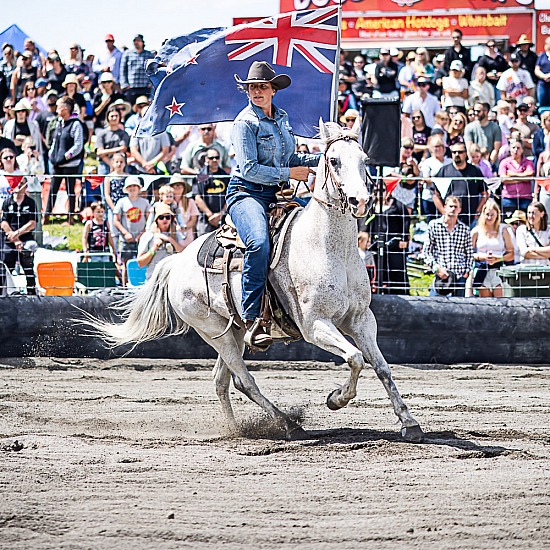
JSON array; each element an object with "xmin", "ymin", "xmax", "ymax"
[{"xmin": 331, "ymin": 1, "xmax": 343, "ymax": 123}]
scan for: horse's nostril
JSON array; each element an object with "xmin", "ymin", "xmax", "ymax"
[{"xmin": 349, "ymin": 197, "xmax": 359, "ymax": 206}]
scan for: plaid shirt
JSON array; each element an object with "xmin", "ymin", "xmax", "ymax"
[
  {"xmin": 120, "ymin": 49, "xmax": 154, "ymax": 90},
  {"xmin": 424, "ymin": 216, "xmax": 474, "ymax": 275}
]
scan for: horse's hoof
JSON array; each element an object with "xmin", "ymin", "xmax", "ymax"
[
  {"xmin": 401, "ymin": 425, "xmax": 424, "ymax": 443},
  {"xmin": 326, "ymin": 388, "xmax": 343, "ymax": 411},
  {"xmin": 286, "ymin": 423, "xmax": 310, "ymax": 441}
]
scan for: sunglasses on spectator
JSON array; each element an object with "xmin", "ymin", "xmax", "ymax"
[
  {"xmin": 207, "ymin": 155, "xmax": 220, "ymax": 160},
  {"xmin": 418, "ymin": 82, "xmax": 429, "ymax": 87},
  {"xmin": 2, "ymin": 155, "xmax": 15, "ymax": 160},
  {"xmin": 473, "ymin": 109, "xmax": 482, "ymax": 113},
  {"xmin": 412, "ymin": 116, "xmax": 422, "ymax": 120},
  {"xmin": 156, "ymin": 214, "xmax": 172, "ymax": 221},
  {"xmin": 200, "ymin": 127, "xmax": 213, "ymax": 132},
  {"xmin": 402, "ymin": 145, "xmax": 414, "ymax": 150},
  {"xmin": 451, "ymin": 150, "xmax": 466, "ymax": 155},
  {"xmin": 518, "ymin": 108, "xmax": 528, "ymax": 112}
]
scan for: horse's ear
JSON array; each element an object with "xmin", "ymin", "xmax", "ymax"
[
  {"xmin": 318, "ymin": 117, "xmax": 329, "ymax": 141},
  {"xmin": 351, "ymin": 115, "xmax": 361, "ymax": 135}
]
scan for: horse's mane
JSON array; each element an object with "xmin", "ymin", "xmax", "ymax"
[{"xmin": 319, "ymin": 122, "xmax": 359, "ymax": 144}]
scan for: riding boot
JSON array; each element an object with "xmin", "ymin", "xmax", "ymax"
[{"xmin": 244, "ymin": 318, "xmax": 273, "ymax": 351}]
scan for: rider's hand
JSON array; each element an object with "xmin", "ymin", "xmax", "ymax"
[{"xmin": 289, "ymin": 166, "xmax": 310, "ymax": 182}]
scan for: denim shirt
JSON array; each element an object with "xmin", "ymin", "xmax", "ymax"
[{"xmin": 231, "ymin": 101, "xmax": 319, "ymax": 186}]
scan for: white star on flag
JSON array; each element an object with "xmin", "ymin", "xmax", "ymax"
[{"xmin": 165, "ymin": 97, "xmax": 185, "ymax": 118}]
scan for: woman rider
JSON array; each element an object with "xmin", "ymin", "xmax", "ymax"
[{"xmin": 228, "ymin": 61, "xmax": 320, "ymax": 350}]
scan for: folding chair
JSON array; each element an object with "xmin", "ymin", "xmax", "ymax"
[
  {"xmin": 126, "ymin": 258, "xmax": 147, "ymax": 287},
  {"xmin": 36, "ymin": 261, "xmax": 75, "ymax": 296},
  {"xmin": 76, "ymin": 253, "xmax": 117, "ymax": 292}
]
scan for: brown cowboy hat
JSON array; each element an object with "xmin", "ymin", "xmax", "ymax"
[
  {"xmin": 516, "ymin": 34, "xmax": 533, "ymax": 46},
  {"xmin": 234, "ymin": 61, "xmax": 291, "ymax": 90}
]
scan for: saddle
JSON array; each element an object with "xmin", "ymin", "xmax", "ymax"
[{"xmin": 197, "ymin": 200, "xmax": 303, "ymax": 345}]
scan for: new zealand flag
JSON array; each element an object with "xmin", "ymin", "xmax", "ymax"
[{"xmin": 137, "ymin": 6, "xmax": 339, "ymax": 138}]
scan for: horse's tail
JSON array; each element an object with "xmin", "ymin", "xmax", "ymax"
[{"xmin": 87, "ymin": 256, "xmax": 188, "ymax": 350}]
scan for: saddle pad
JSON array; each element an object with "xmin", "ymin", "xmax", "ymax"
[{"xmin": 197, "ymin": 231, "xmax": 244, "ymax": 272}]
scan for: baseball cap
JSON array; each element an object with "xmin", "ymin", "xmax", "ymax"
[
  {"xmin": 21, "ymin": 50, "xmax": 33, "ymax": 59},
  {"xmin": 105, "ymin": 34, "xmax": 115, "ymax": 41},
  {"xmin": 379, "ymin": 48, "xmax": 390, "ymax": 55},
  {"xmin": 510, "ymin": 53, "xmax": 519, "ymax": 62},
  {"xmin": 133, "ymin": 34, "xmax": 144, "ymax": 42},
  {"xmin": 450, "ymin": 60, "xmax": 464, "ymax": 71}
]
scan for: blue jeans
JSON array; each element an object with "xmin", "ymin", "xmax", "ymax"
[
  {"xmin": 538, "ymin": 81, "xmax": 550, "ymax": 108},
  {"xmin": 226, "ymin": 179, "xmax": 278, "ymax": 321},
  {"xmin": 501, "ymin": 197, "xmax": 531, "ymax": 218}
]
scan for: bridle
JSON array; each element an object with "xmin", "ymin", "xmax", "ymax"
[{"xmin": 313, "ymin": 133, "xmax": 375, "ymax": 219}]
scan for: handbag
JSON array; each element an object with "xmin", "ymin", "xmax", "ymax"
[{"xmin": 434, "ymin": 270, "xmax": 457, "ymax": 296}]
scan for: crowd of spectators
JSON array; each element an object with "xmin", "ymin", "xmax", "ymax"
[{"xmin": 0, "ymin": 30, "xmax": 550, "ymax": 297}]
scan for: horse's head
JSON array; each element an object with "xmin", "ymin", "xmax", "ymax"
[{"xmin": 318, "ymin": 118, "xmax": 373, "ymax": 218}]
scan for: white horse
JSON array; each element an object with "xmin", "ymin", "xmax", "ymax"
[{"xmin": 93, "ymin": 119, "xmax": 424, "ymax": 442}]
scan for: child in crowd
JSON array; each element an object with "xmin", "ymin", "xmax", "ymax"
[
  {"xmin": 82, "ymin": 200, "xmax": 116, "ymax": 262},
  {"xmin": 468, "ymin": 143, "xmax": 494, "ymax": 177},
  {"xmin": 146, "ymin": 184, "xmax": 178, "ymax": 230},
  {"xmin": 113, "ymin": 176, "xmax": 151, "ymax": 286},
  {"xmin": 104, "ymin": 152, "xmax": 128, "ymax": 253}
]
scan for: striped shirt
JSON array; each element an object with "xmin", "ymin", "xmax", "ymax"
[
  {"xmin": 120, "ymin": 49, "xmax": 154, "ymax": 90},
  {"xmin": 424, "ymin": 216, "xmax": 474, "ymax": 275}
]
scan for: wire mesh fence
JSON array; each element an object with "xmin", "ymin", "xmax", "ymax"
[{"xmin": 1, "ymin": 172, "xmax": 549, "ymax": 297}]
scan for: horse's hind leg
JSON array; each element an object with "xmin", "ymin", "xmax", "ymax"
[
  {"xmin": 212, "ymin": 356, "xmax": 238, "ymax": 433},
  {"xmin": 196, "ymin": 327, "xmax": 308, "ymax": 441},
  {"xmin": 347, "ymin": 309, "xmax": 424, "ymax": 442},
  {"xmin": 303, "ymin": 318, "xmax": 366, "ymax": 410}
]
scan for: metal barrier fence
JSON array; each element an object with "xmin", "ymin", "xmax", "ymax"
[{"xmin": 1, "ymin": 173, "xmax": 549, "ymax": 297}]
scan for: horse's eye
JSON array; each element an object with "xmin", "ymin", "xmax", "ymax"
[{"xmin": 329, "ymin": 157, "xmax": 339, "ymax": 168}]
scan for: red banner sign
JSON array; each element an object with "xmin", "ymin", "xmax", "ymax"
[
  {"xmin": 341, "ymin": 12, "xmax": 533, "ymax": 41},
  {"xmin": 536, "ymin": 10, "xmax": 550, "ymax": 50},
  {"xmin": 281, "ymin": 0, "xmax": 533, "ymax": 12}
]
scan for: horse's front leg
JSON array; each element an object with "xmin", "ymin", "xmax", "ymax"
[
  {"xmin": 302, "ymin": 318, "xmax": 366, "ymax": 410},
  {"xmin": 345, "ymin": 309, "xmax": 424, "ymax": 442},
  {"xmin": 212, "ymin": 356, "xmax": 238, "ymax": 434}
]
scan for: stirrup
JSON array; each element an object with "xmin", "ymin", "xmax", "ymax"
[{"xmin": 244, "ymin": 318, "xmax": 273, "ymax": 351}]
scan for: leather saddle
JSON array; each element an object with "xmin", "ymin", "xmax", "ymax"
[{"xmin": 197, "ymin": 200, "xmax": 303, "ymax": 344}]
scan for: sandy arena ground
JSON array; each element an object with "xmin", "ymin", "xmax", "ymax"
[{"xmin": 0, "ymin": 357, "xmax": 549, "ymax": 549}]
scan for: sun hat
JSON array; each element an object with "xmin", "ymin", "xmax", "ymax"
[
  {"xmin": 99, "ymin": 72, "xmax": 114, "ymax": 83},
  {"xmin": 450, "ymin": 60, "xmax": 464, "ymax": 71},
  {"xmin": 13, "ymin": 98, "xmax": 32, "ymax": 112},
  {"xmin": 109, "ymin": 98, "xmax": 131, "ymax": 117},
  {"xmin": 339, "ymin": 108, "xmax": 359, "ymax": 123},
  {"xmin": 133, "ymin": 95, "xmax": 150, "ymax": 112},
  {"xmin": 234, "ymin": 61, "xmax": 291, "ymax": 90},
  {"xmin": 154, "ymin": 202, "xmax": 174, "ymax": 220},
  {"xmin": 516, "ymin": 34, "xmax": 533, "ymax": 46},
  {"xmin": 169, "ymin": 173, "xmax": 192, "ymax": 194},
  {"xmin": 504, "ymin": 210, "xmax": 527, "ymax": 224},
  {"xmin": 21, "ymin": 50, "xmax": 33, "ymax": 59},
  {"xmin": 123, "ymin": 175, "xmax": 143, "ymax": 191},
  {"xmin": 62, "ymin": 74, "xmax": 79, "ymax": 88}
]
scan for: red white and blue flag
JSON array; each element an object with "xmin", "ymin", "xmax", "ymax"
[{"xmin": 137, "ymin": 6, "xmax": 339, "ymax": 138}]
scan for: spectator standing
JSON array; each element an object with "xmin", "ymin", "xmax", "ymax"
[
  {"xmin": 432, "ymin": 53, "xmax": 447, "ymax": 99},
  {"xmin": 516, "ymin": 201, "xmax": 550, "ymax": 265},
  {"xmin": 419, "ymin": 134, "xmax": 452, "ymax": 219},
  {"xmin": 0, "ymin": 62, "xmax": 9, "ymax": 109},
  {"xmin": 498, "ymin": 139, "xmax": 534, "ymax": 217},
  {"xmin": 95, "ymin": 106, "xmax": 130, "ymax": 175},
  {"xmin": 441, "ymin": 60, "xmax": 469, "ymax": 113},
  {"xmin": 412, "ymin": 48, "xmax": 434, "ymax": 81},
  {"xmin": 471, "ymin": 199, "xmax": 514, "ymax": 297},
  {"xmin": 398, "ymin": 51, "xmax": 417, "ymax": 96},
  {"xmin": 447, "ymin": 111, "xmax": 467, "ymax": 149},
  {"xmin": 124, "ymin": 95, "xmax": 149, "ymax": 136},
  {"xmin": 469, "ymin": 66, "xmax": 495, "ymax": 108},
  {"xmin": 444, "ymin": 29, "xmax": 473, "ymax": 81},
  {"xmin": 515, "ymin": 35, "xmax": 537, "ymax": 84},
  {"xmin": 192, "ymin": 149, "xmax": 228, "ymax": 236},
  {"xmin": 496, "ymin": 99, "xmax": 514, "ymax": 146},
  {"xmin": 82, "ymin": 201, "xmax": 116, "ymax": 261},
  {"xmin": 45, "ymin": 96, "xmax": 85, "ymax": 225},
  {"xmin": 497, "ymin": 53, "xmax": 535, "ymax": 103},
  {"xmin": 3, "ymin": 99, "xmax": 42, "ymax": 156},
  {"xmin": 338, "ymin": 51, "xmax": 356, "ymax": 91},
  {"xmin": 513, "ymin": 102, "xmax": 539, "ymax": 158},
  {"xmin": 535, "ymin": 37, "xmax": 550, "ymax": 108},
  {"xmin": 22, "ymin": 81, "xmax": 46, "ymax": 122},
  {"xmin": 424, "ymin": 195, "xmax": 474, "ymax": 297},
  {"xmin": 402, "ymin": 75, "xmax": 441, "ymax": 127},
  {"xmin": 113, "ymin": 175, "xmax": 152, "ymax": 286},
  {"xmin": 373, "ymin": 49, "xmax": 399, "ymax": 99},
  {"xmin": 503, "ymin": 209, "xmax": 527, "ymax": 264},
  {"xmin": 10, "ymin": 51, "xmax": 40, "ymax": 101},
  {"xmin": 464, "ymin": 101, "xmax": 502, "ymax": 166},
  {"xmin": 64, "ymin": 44, "xmax": 89, "ymax": 80},
  {"xmin": 120, "ymin": 34, "xmax": 154, "ymax": 106},
  {"xmin": 0, "ymin": 98, "xmax": 14, "ymax": 134},
  {"xmin": 387, "ymin": 138, "xmax": 419, "ymax": 212},
  {"xmin": 0, "ymin": 179, "xmax": 38, "ymax": 294},
  {"xmin": 137, "ymin": 202, "xmax": 185, "ymax": 280},
  {"xmin": 35, "ymin": 90, "xmax": 58, "ymax": 165},
  {"xmin": 92, "ymin": 72, "xmax": 124, "ymax": 132},
  {"xmin": 103, "ymin": 152, "xmax": 128, "ymax": 251},
  {"xmin": 181, "ymin": 124, "xmax": 230, "ymax": 175},
  {"xmin": 0, "ymin": 44, "xmax": 17, "ymax": 88},
  {"xmin": 93, "ymin": 34, "xmax": 122, "ymax": 84},
  {"xmin": 411, "ymin": 110, "xmax": 431, "ymax": 163},
  {"xmin": 434, "ymin": 143, "xmax": 487, "ymax": 227},
  {"xmin": 475, "ymin": 40, "xmax": 508, "ymax": 92},
  {"xmin": 44, "ymin": 54, "xmax": 67, "ymax": 95},
  {"xmin": 61, "ymin": 74, "xmax": 86, "ymax": 120},
  {"xmin": 351, "ymin": 55, "xmax": 372, "ymax": 101}
]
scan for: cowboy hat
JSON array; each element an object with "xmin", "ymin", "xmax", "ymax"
[
  {"xmin": 234, "ymin": 61, "xmax": 291, "ymax": 90},
  {"xmin": 109, "ymin": 98, "xmax": 132, "ymax": 117},
  {"xmin": 169, "ymin": 173, "xmax": 192, "ymax": 194},
  {"xmin": 62, "ymin": 74, "xmax": 79, "ymax": 88},
  {"xmin": 504, "ymin": 210, "xmax": 527, "ymax": 224},
  {"xmin": 13, "ymin": 98, "xmax": 32, "ymax": 112},
  {"xmin": 516, "ymin": 34, "xmax": 533, "ymax": 46},
  {"xmin": 133, "ymin": 95, "xmax": 150, "ymax": 112}
]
